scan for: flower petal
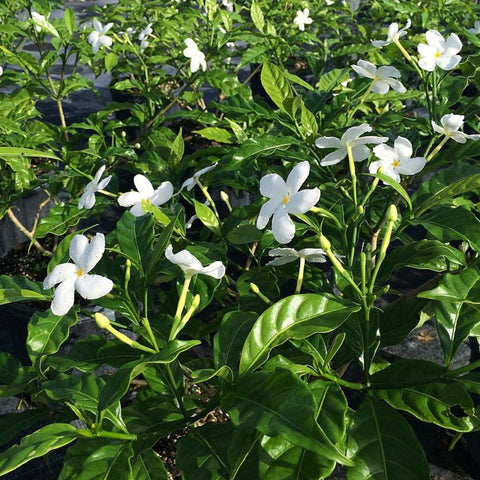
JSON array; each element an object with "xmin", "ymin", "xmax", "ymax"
[
  {"xmin": 272, "ymin": 208, "xmax": 295, "ymax": 244},
  {"xmin": 396, "ymin": 156, "xmax": 426, "ymax": 176},
  {"xmin": 78, "ymin": 191, "xmax": 96, "ymax": 210},
  {"xmin": 436, "ymin": 54, "xmax": 461, "ymax": 71},
  {"xmin": 50, "ymin": 276, "xmax": 77, "ymax": 316},
  {"xmin": 320, "ymin": 148, "xmax": 347, "ymax": 166},
  {"xmin": 260, "ymin": 173, "xmax": 287, "ymax": 198},
  {"xmin": 315, "ymin": 136, "xmax": 343, "ymax": 149},
  {"xmin": 151, "ymin": 181, "xmax": 174, "ymax": 206},
  {"xmin": 441, "ymin": 113, "xmax": 464, "ymax": 133},
  {"xmin": 341, "ymin": 124, "xmax": 372, "ymax": 144},
  {"xmin": 445, "ymin": 33, "xmax": 462, "ymax": 54},
  {"xmin": 376, "ymin": 65, "xmax": 402, "ymax": 79},
  {"xmin": 199, "ymin": 261, "xmax": 226, "ymax": 279},
  {"xmin": 286, "ymin": 161, "xmax": 310, "ymax": 193},
  {"xmin": 350, "ymin": 144, "xmax": 371, "ymax": 162},
  {"xmin": 118, "ymin": 191, "xmax": 143, "ymax": 208},
  {"xmin": 286, "ymin": 188, "xmax": 320, "ymax": 214},
  {"xmin": 425, "ymin": 30, "xmax": 445, "ymax": 50},
  {"xmin": 166, "ymin": 245, "xmax": 204, "ymax": 274},
  {"xmin": 69, "ymin": 235, "xmax": 89, "ymax": 267},
  {"xmin": 81, "ymin": 233, "xmax": 106, "ymax": 273},
  {"xmin": 371, "ymin": 80, "xmax": 390, "ymax": 95},
  {"xmin": 130, "ymin": 202, "xmax": 147, "ymax": 216},
  {"xmin": 373, "ymin": 143, "xmax": 395, "ymax": 163},
  {"xmin": 75, "ymin": 274, "xmax": 113, "ymax": 299},
  {"xmin": 134, "ymin": 174, "xmax": 155, "ymax": 196},
  {"xmin": 394, "ymin": 136, "xmax": 413, "ymax": 161},
  {"xmin": 43, "ymin": 263, "xmax": 77, "ymax": 289},
  {"xmin": 257, "ymin": 198, "xmax": 282, "ymax": 229}
]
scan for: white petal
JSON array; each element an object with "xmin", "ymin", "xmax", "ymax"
[
  {"xmin": 353, "ymin": 135, "xmax": 389, "ymax": 146},
  {"xmin": 151, "ymin": 182, "xmax": 174, "ymax": 206},
  {"xmin": 69, "ymin": 235, "xmax": 89, "ymax": 267},
  {"xmin": 315, "ymin": 136, "xmax": 343, "ymax": 149},
  {"xmin": 441, "ymin": 114, "xmax": 464, "ymax": 133},
  {"xmin": 368, "ymin": 159, "xmax": 385, "ymax": 175},
  {"xmin": 266, "ymin": 256, "xmax": 297, "ymax": 266},
  {"xmin": 384, "ymin": 78, "xmax": 406, "ymax": 93},
  {"xmin": 436, "ymin": 54, "xmax": 461, "ymax": 71},
  {"xmin": 260, "ymin": 173, "xmax": 287, "ymax": 198},
  {"xmin": 199, "ymin": 261, "xmax": 226, "ymax": 279},
  {"xmin": 180, "ymin": 178, "xmax": 195, "ymax": 192},
  {"xmin": 166, "ymin": 245, "xmax": 203, "ymax": 274},
  {"xmin": 425, "ymin": 30, "xmax": 445, "ymax": 50},
  {"xmin": 75, "ymin": 274, "xmax": 113, "ymax": 299},
  {"xmin": 449, "ymin": 132, "xmax": 467, "ymax": 144},
  {"xmin": 371, "ymin": 39, "xmax": 389, "ymax": 48},
  {"xmin": 286, "ymin": 188, "xmax": 320, "ymax": 214},
  {"xmin": 376, "ymin": 66, "xmax": 402, "ymax": 79},
  {"xmin": 93, "ymin": 18, "xmax": 102, "ymax": 32},
  {"xmin": 320, "ymin": 149, "xmax": 347, "ymax": 166},
  {"xmin": 373, "ymin": 143, "xmax": 395, "ymax": 162},
  {"xmin": 43, "ymin": 263, "xmax": 77, "ymax": 289},
  {"xmin": 350, "ymin": 144, "xmax": 371, "ymax": 162},
  {"xmin": 301, "ymin": 249, "xmax": 327, "ymax": 263},
  {"xmin": 130, "ymin": 202, "xmax": 147, "ymax": 216},
  {"xmin": 134, "ymin": 174, "xmax": 155, "ymax": 196},
  {"xmin": 272, "ymin": 208, "xmax": 296, "ymax": 244},
  {"xmin": 342, "ymin": 124, "xmax": 372, "ymax": 144},
  {"xmin": 371, "ymin": 80, "xmax": 390, "ymax": 94},
  {"xmin": 50, "ymin": 276, "xmax": 77, "ymax": 316},
  {"xmin": 418, "ymin": 55, "xmax": 436, "ymax": 72},
  {"xmin": 417, "ymin": 43, "xmax": 435, "ymax": 58},
  {"xmin": 78, "ymin": 191, "xmax": 96, "ymax": 210},
  {"xmin": 257, "ymin": 198, "xmax": 282, "ymax": 229},
  {"xmin": 94, "ymin": 165, "xmax": 106, "ymax": 182},
  {"xmin": 396, "ymin": 156, "xmax": 426, "ymax": 176},
  {"xmin": 445, "ymin": 33, "xmax": 462, "ymax": 54},
  {"xmin": 432, "ymin": 121, "xmax": 445, "ymax": 135},
  {"xmin": 352, "ymin": 61, "xmax": 375, "ymax": 79},
  {"xmin": 81, "ymin": 233, "xmax": 106, "ymax": 273},
  {"xmin": 286, "ymin": 161, "xmax": 310, "ymax": 193},
  {"xmin": 394, "ymin": 136, "xmax": 413, "ymax": 161},
  {"xmin": 97, "ymin": 175, "xmax": 112, "ymax": 190},
  {"xmin": 118, "ymin": 191, "xmax": 143, "ymax": 208}
]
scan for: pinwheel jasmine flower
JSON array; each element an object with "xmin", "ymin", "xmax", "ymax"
[
  {"xmin": 118, "ymin": 174, "xmax": 173, "ymax": 217},
  {"xmin": 432, "ymin": 114, "xmax": 480, "ymax": 143},
  {"xmin": 266, "ymin": 248, "xmax": 326, "ymax": 266},
  {"xmin": 417, "ymin": 30, "xmax": 462, "ymax": 71},
  {"xmin": 469, "ymin": 21, "xmax": 480, "ymax": 35},
  {"xmin": 166, "ymin": 244, "xmax": 225, "ymax": 279},
  {"xmin": 315, "ymin": 124, "xmax": 388, "ymax": 166},
  {"xmin": 369, "ymin": 137, "xmax": 426, "ymax": 183},
  {"xmin": 222, "ymin": 0, "xmax": 234, "ymax": 11},
  {"xmin": 88, "ymin": 18, "xmax": 113, "ymax": 54},
  {"xmin": 78, "ymin": 166, "xmax": 112, "ymax": 210},
  {"xmin": 43, "ymin": 233, "xmax": 113, "ymax": 316},
  {"xmin": 31, "ymin": 11, "xmax": 46, "ymax": 32},
  {"xmin": 256, "ymin": 161, "xmax": 320, "ymax": 244},
  {"xmin": 183, "ymin": 38, "xmax": 207, "ymax": 73},
  {"xmin": 351, "ymin": 60, "xmax": 406, "ymax": 94},
  {"xmin": 293, "ymin": 9, "xmax": 313, "ymax": 31},
  {"xmin": 372, "ymin": 19, "xmax": 411, "ymax": 48},
  {"xmin": 138, "ymin": 23, "xmax": 153, "ymax": 49},
  {"xmin": 180, "ymin": 163, "xmax": 218, "ymax": 192},
  {"xmin": 0, "ymin": 66, "xmax": 3, "ymax": 76}
]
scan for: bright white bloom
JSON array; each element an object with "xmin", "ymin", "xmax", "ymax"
[
  {"xmin": 432, "ymin": 114, "xmax": 480, "ymax": 143},
  {"xmin": 325, "ymin": 0, "xmax": 334, "ymax": 5},
  {"xmin": 138, "ymin": 23, "xmax": 153, "ymax": 49},
  {"xmin": 166, "ymin": 244, "xmax": 225, "ymax": 279},
  {"xmin": 315, "ymin": 124, "xmax": 388, "ymax": 166},
  {"xmin": 78, "ymin": 166, "xmax": 112, "ymax": 210},
  {"xmin": 417, "ymin": 30, "xmax": 462, "ymax": 71},
  {"xmin": 256, "ymin": 161, "xmax": 320, "ymax": 244},
  {"xmin": 266, "ymin": 247, "xmax": 326, "ymax": 266},
  {"xmin": 372, "ymin": 19, "xmax": 411, "ymax": 48},
  {"xmin": 370, "ymin": 137, "xmax": 426, "ymax": 183},
  {"xmin": 88, "ymin": 18, "xmax": 113, "ymax": 54},
  {"xmin": 351, "ymin": 60, "xmax": 406, "ymax": 94},
  {"xmin": 43, "ymin": 233, "xmax": 113, "ymax": 316},
  {"xmin": 183, "ymin": 38, "xmax": 207, "ymax": 73},
  {"xmin": 118, "ymin": 174, "xmax": 173, "ymax": 216},
  {"xmin": 293, "ymin": 9, "xmax": 313, "ymax": 31},
  {"xmin": 0, "ymin": 66, "xmax": 3, "ymax": 76},
  {"xmin": 469, "ymin": 21, "xmax": 480, "ymax": 35},
  {"xmin": 179, "ymin": 163, "xmax": 218, "ymax": 192},
  {"xmin": 31, "ymin": 11, "xmax": 46, "ymax": 32},
  {"xmin": 222, "ymin": 0, "xmax": 234, "ymax": 11}
]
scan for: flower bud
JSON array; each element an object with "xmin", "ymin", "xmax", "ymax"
[
  {"xmin": 386, "ymin": 204, "xmax": 398, "ymax": 223},
  {"xmin": 94, "ymin": 312, "xmax": 111, "ymax": 329},
  {"xmin": 319, "ymin": 234, "xmax": 331, "ymax": 251},
  {"xmin": 220, "ymin": 191, "xmax": 229, "ymax": 203}
]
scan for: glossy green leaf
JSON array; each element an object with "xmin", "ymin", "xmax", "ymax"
[
  {"xmin": 98, "ymin": 340, "xmax": 200, "ymax": 412},
  {"xmin": 226, "ymin": 224, "xmax": 263, "ymax": 244},
  {"xmin": 64, "ymin": 7, "xmax": 76, "ymax": 34},
  {"xmin": 193, "ymin": 199, "xmax": 220, "ymax": 235},
  {"xmin": 317, "ymin": 69, "xmax": 349, "ymax": 91},
  {"xmin": 214, "ymin": 311, "xmax": 256, "ymax": 369},
  {"xmin": 222, "ymin": 369, "xmax": 352, "ymax": 465},
  {"xmin": 300, "ymin": 101, "xmax": 318, "ymax": 136},
  {"xmin": 193, "ymin": 127, "xmax": 235, "ymax": 144},
  {"xmin": 117, "ymin": 211, "xmax": 155, "ymax": 275},
  {"xmin": 261, "ymin": 62, "xmax": 293, "ymax": 113},
  {"xmin": 0, "ymin": 424, "xmax": 78, "ymax": 476},
  {"xmin": 250, "ymin": 1, "xmax": 265, "ymax": 32},
  {"xmin": 104, "ymin": 52, "xmax": 118, "ymax": 73},
  {"xmin": 347, "ymin": 397, "xmax": 429, "ymax": 480},
  {"xmin": 371, "ymin": 172, "xmax": 412, "ymax": 209},
  {"xmin": 132, "ymin": 449, "xmax": 169, "ymax": 480},
  {"xmin": 232, "ymin": 135, "xmax": 300, "ymax": 162},
  {"xmin": 418, "ymin": 268, "xmax": 480, "ymax": 303},
  {"xmin": 370, "ymin": 360, "xmax": 477, "ymax": 431},
  {"xmin": 0, "ymin": 353, "xmax": 35, "ymax": 396},
  {"xmin": 0, "ymin": 410, "xmax": 48, "ymax": 448},
  {"xmin": 240, "ymin": 293, "xmax": 360, "ymax": 374},
  {"xmin": 0, "ymin": 275, "xmax": 49, "ymax": 305},
  {"xmin": 0, "ymin": 147, "xmax": 60, "ymax": 161},
  {"xmin": 59, "ymin": 439, "xmax": 134, "ymax": 480},
  {"xmin": 169, "ymin": 127, "xmax": 184, "ymax": 166}
]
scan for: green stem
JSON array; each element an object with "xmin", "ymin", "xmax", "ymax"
[
  {"xmin": 194, "ymin": 178, "xmax": 220, "ymax": 219},
  {"xmin": 169, "ymin": 275, "xmax": 192, "ymax": 340},
  {"xmin": 347, "ymin": 82, "xmax": 374, "ymax": 123},
  {"xmin": 295, "ymin": 256, "xmax": 306, "ymax": 293},
  {"xmin": 346, "ymin": 144, "xmax": 358, "ymax": 207},
  {"xmin": 77, "ymin": 429, "xmax": 137, "ymax": 440},
  {"xmin": 426, "ymin": 135, "xmax": 449, "ymax": 162}
]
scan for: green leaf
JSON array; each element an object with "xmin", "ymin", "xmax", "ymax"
[
  {"xmin": 64, "ymin": 7, "xmax": 76, "ymax": 35},
  {"xmin": 370, "ymin": 360, "xmax": 477, "ymax": 431},
  {"xmin": 240, "ymin": 293, "xmax": 360, "ymax": 374},
  {"xmin": 317, "ymin": 69, "xmax": 349, "ymax": 92},
  {"xmin": 0, "ymin": 275, "xmax": 49, "ymax": 305},
  {"xmin": 0, "ymin": 424, "xmax": 78, "ymax": 476},
  {"xmin": 369, "ymin": 173, "xmax": 412, "ymax": 210},
  {"xmin": 98, "ymin": 340, "xmax": 200, "ymax": 412},
  {"xmin": 418, "ymin": 268, "xmax": 480, "ymax": 303},
  {"xmin": 232, "ymin": 135, "xmax": 300, "ymax": 162},
  {"xmin": 104, "ymin": 52, "xmax": 118, "ymax": 73},
  {"xmin": 413, "ymin": 206, "xmax": 480, "ymax": 252},
  {"xmin": 193, "ymin": 127, "xmax": 235, "ymax": 144},
  {"xmin": 132, "ymin": 449, "xmax": 169, "ymax": 480},
  {"xmin": 214, "ymin": 311, "xmax": 257, "ymax": 369},
  {"xmin": 347, "ymin": 397, "xmax": 430, "ymax": 480},
  {"xmin": 193, "ymin": 199, "xmax": 220, "ymax": 235},
  {"xmin": 117, "ymin": 212, "xmax": 155, "ymax": 275},
  {"xmin": 169, "ymin": 128, "xmax": 184, "ymax": 166},
  {"xmin": 0, "ymin": 410, "xmax": 48, "ymax": 448},
  {"xmin": 222, "ymin": 369, "xmax": 353, "ymax": 466},
  {"xmin": 300, "ymin": 101, "xmax": 318, "ymax": 136},
  {"xmin": 226, "ymin": 224, "xmax": 263, "ymax": 244},
  {"xmin": 260, "ymin": 62, "xmax": 293, "ymax": 113},
  {"xmin": 250, "ymin": 1, "xmax": 265, "ymax": 32}
]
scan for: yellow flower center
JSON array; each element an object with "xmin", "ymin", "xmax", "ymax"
[
  {"xmin": 282, "ymin": 195, "xmax": 290, "ymax": 205},
  {"xmin": 145, "ymin": 199, "xmax": 151, "ymax": 205},
  {"xmin": 434, "ymin": 51, "xmax": 441, "ymax": 58},
  {"xmin": 77, "ymin": 268, "xmax": 84, "ymax": 277},
  {"xmin": 391, "ymin": 160, "xmax": 400, "ymax": 168}
]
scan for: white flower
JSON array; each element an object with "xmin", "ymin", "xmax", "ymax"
[
  {"xmin": 372, "ymin": 19, "xmax": 411, "ymax": 48},
  {"xmin": 351, "ymin": 60, "xmax": 406, "ymax": 94},
  {"xmin": 256, "ymin": 161, "xmax": 320, "ymax": 244},
  {"xmin": 369, "ymin": 137, "xmax": 426, "ymax": 183},
  {"xmin": 138, "ymin": 23, "xmax": 153, "ymax": 49},
  {"xmin": 315, "ymin": 124, "xmax": 388, "ymax": 166},
  {"xmin": 166, "ymin": 244, "xmax": 225, "ymax": 279},
  {"xmin": 183, "ymin": 38, "xmax": 207, "ymax": 73},
  {"xmin": 222, "ymin": 0, "xmax": 234, "ymax": 11},
  {"xmin": 0, "ymin": 66, "xmax": 3, "ymax": 76},
  {"xmin": 118, "ymin": 174, "xmax": 173, "ymax": 217},
  {"xmin": 325, "ymin": 0, "xmax": 334, "ymax": 5},
  {"xmin": 43, "ymin": 233, "xmax": 113, "ymax": 316},
  {"xmin": 266, "ymin": 247, "xmax": 326, "ymax": 266},
  {"xmin": 179, "ymin": 163, "xmax": 218, "ymax": 192},
  {"xmin": 78, "ymin": 166, "xmax": 112, "ymax": 210},
  {"xmin": 468, "ymin": 21, "xmax": 480, "ymax": 35},
  {"xmin": 417, "ymin": 30, "xmax": 462, "ymax": 71},
  {"xmin": 432, "ymin": 114, "xmax": 480, "ymax": 143},
  {"xmin": 88, "ymin": 18, "xmax": 113, "ymax": 54},
  {"xmin": 293, "ymin": 8, "xmax": 313, "ymax": 31},
  {"xmin": 31, "ymin": 11, "xmax": 46, "ymax": 32},
  {"xmin": 343, "ymin": 0, "xmax": 360, "ymax": 12}
]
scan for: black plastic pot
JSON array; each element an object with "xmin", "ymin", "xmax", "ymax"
[{"xmin": 0, "ymin": 303, "xmax": 33, "ymax": 366}]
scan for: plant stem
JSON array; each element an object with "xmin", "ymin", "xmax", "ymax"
[
  {"xmin": 295, "ymin": 256, "xmax": 306, "ymax": 293},
  {"xmin": 169, "ymin": 275, "xmax": 192, "ymax": 340}
]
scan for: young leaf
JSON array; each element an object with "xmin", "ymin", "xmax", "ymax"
[
  {"xmin": 250, "ymin": 1, "xmax": 265, "ymax": 32},
  {"xmin": 0, "ymin": 275, "xmax": 49, "ymax": 305},
  {"xmin": 193, "ymin": 199, "xmax": 220, "ymax": 235},
  {"xmin": 260, "ymin": 62, "xmax": 294, "ymax": 113},
  {"xmin": 132, "ymin": 449, "xmax": 169, "ymax": 480}
]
